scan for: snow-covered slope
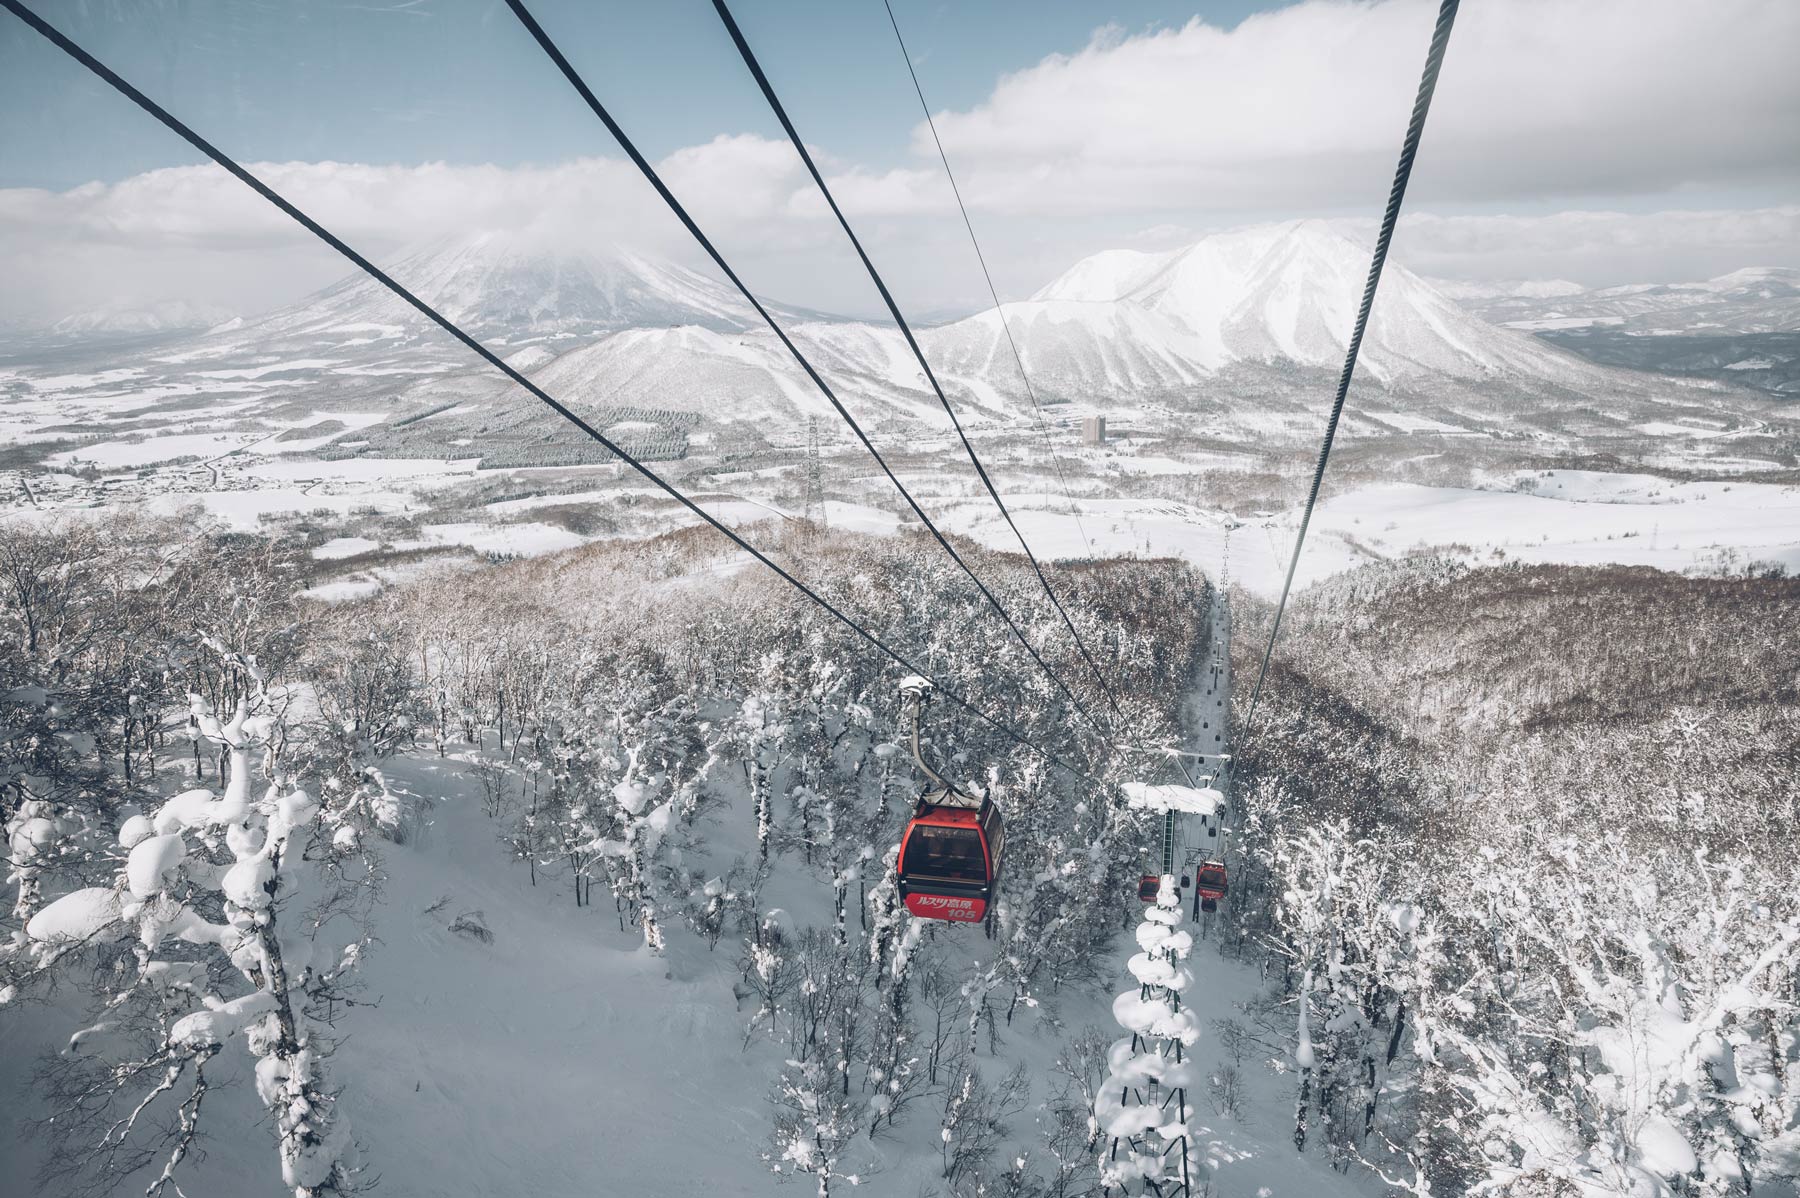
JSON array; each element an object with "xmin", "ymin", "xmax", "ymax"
[
  {"xmin": 921, "ymin": 299, "xmax": 1219, "ymax": 395},
  {"xmin": 1000, "ymin": 221, "xmax": 1601, "ymax": 384},
  {"xmin": 1430, "ymin": 277, "xmax": 1587, "ymax": 302},
  {"xmin": 525, "ymin": 320, "xmax": 971, "ymax": 429},
  {"xmin": 1032, "ymin": 247, "xmax": 1171, "ymax": 304},
  {"xmin": 10, "ymin": 223, "xmax": 1759, "ymax": 457},
  {"xmin": 1447, "ymin": 267, "xmax": 1800, "ymax": 398},
  {"xmin": 395, "ymin": 222, "xmax": 1619, "ymax": 433},
  {"xmin": 511, "ymin": 222, "xmax": 1751, "ymax": 433}
]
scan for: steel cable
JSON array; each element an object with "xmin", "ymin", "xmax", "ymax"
[
  {"xmin": 879, "ymin": 0, "xmax": 1101, "ymax": 566},
  {"xmin": 712, "ymin": 0, "xmax": 1128, "ymax": 726},
  {"xmin": 1243, "ymin": 0, "xmax": 1461, "ymax": 726},
  {"xmin": 503, "ymin": 0, "xmax": 1112, "ymax": 741}
]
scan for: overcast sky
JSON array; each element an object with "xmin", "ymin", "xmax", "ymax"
[{"xmin": 2, "ymin": 0, "xmax": 1797, "ymax": 325}]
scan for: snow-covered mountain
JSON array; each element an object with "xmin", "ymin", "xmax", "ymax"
[
  {"xmin": 526, "ymin": 320, "xmax": 974, "ymax": 429},
  {"xmin": 939, "ymin": 220, "xmax": 1601, "ymax": 386},
  {"xmin": 28, "ymin": 223, "xmax": 1763, "ymax": 457},
  {"xmin": 500, "ymin": 220, "xmax": 1749, "ymax": 433},
  {"xmin": 45, "ymin": 299, "xmax": 237, "ymax": 338},
  {"xmin": 1445, "ymin": 267, "xmax": 1800, "ymax": 398},
  {"xmin": 522, "ymin": 222, "xmax": 1616, "ymax": 432},
  {"xmin": 920, "ymin": 300, "xmax": 1216, "ymax": 395},
  {"xmin": 213, "ymin": 231, "xmax": 811, "ymax": 349},
  {"xmin": 1430, "ymin": 277, "xmax": 1587, "ymax": 302}
]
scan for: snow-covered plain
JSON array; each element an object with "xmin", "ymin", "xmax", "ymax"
[
  {"xmin": 47, "ymin": 431, "xmax": 252, "ymax": 468},
  {"xmin": 938, "ymin": 471, "xmax": 1800, "ymax": 595},
  {"xmin": 9, "ymin": 406, "xmax": 1796, "ymax": 601}
]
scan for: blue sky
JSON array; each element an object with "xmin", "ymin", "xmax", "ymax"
[{"xmin": 2, "ymin": 0, "xmax": 1268, "ymax": 190}]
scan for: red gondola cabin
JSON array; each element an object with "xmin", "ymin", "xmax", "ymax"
[
  {"xmin": 1195, "ymin": 860, "xmax": 1228, "ymax": 913},
  {"xmin": 898, "ymin": 793, "xmax": 1002, "ymax": 923}
]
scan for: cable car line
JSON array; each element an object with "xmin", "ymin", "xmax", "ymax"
[
  {"xmin": 879, "ymin": 0, "xmax": 1100, "ymax": 567},
  {"xmin": 711, "ymin": 0, "xmax": 1128, "ymax": 727},
  {"xmin": 1243, "ymin": 0, "xmax": 1461, "ymax": 727},
  {"xmin": 500, "ymin": 0, "xmax": 1111, "ymax": 743},
  {"xmin": 0, "ymin": 0, "xmax": 1097, "ymax": 785}
]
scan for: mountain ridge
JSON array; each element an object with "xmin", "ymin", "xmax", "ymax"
[{"xmin": 1005, "ymin": 220, "xmax": 1602, "ymax": 384}]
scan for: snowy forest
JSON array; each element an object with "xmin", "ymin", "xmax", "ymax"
[
  {"xmin": 1227, "ymin": 560, "xmax": 1800, "ymax": 1194},
  {"xmin": 2, "ymin": 514, "xmax": 1208, "ymax": 1195},
  {"xmin": 3, "ymin": 513, "xmax": 1795, "ymax": 1197}
]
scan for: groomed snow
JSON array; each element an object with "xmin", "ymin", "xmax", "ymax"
[
  {"xmin": 298, "ymin": 579, "xmax": 383, "ymax": 603},
  {"xmin": 1365, "ymin": 411, "xmax": 1472, "ymax": 434}
]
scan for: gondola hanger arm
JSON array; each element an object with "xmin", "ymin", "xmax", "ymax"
[{"xmin": 899, "ymin": 676, "xmax": 972, "ymax": 802}]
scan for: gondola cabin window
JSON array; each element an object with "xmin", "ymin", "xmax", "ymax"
[{"xmin": 905, "ymin": 823, "xmax": 988, "ymax": 881}]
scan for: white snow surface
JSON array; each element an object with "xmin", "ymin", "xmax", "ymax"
[
  {"xmin": 312, "ymin": 537, "xmax": 380, "ymax": 560},
  {"xmin": 1456, "ymin": 264, "xmax": 1800, "ymax": 337},
  {"xmin": 221, "ymin": 856, "xmax": 276, "ymax": 910},
  {"xmin": 24, "ymin": 887, "xmax": 124, "ymax": 943},
  {"xmin": 125, "ymin": 833, "xmax": 186, "ymax": 898},
  {"xmin": 938, "ymin": 471, "xmax": 1800, "ymax": 598},
  {"xmin": 298, "ymin": 579, "xmax": 384, "ymax": 604}
]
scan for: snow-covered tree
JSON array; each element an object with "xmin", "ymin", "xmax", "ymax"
[
  {"xmin": 765, "ymin": 1057, "xmax": 863, "ymax": 1197},
  {"xmin": 16, "ymin": 661, "xmax": 364, "ymax": 1196},
  {"xmin": 939, "ymin": 1058, "xmax": 1030, "ymax": 1187},
  {"xmin": 1097, "ymin": 875, "xmax": 1202, "ymax": 1195}
]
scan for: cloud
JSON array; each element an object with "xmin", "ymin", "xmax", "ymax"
[
  {"xmin": 0, "ymin": 158, "xmax": 662, "ymax": 251},
  {"xmin": 3, "ymin": 0, "xmax": 1797, "ymax": 324},
  {"xmin": 5, "ymin": 159, "xmax": 1796, "ymax": 325},
  {"xmin": 0, "ymin": 146, "xmax": 850, "ymax": 322},
  {"xmin": 1391, "ymin": 207, "xmax": 1800, "ymax": 283},
  {"xmin": 0, "ymin": 138, "xmax": 987, "ymax": 323},
  {"xmin": 902, "ymin": 0, "xmax": 1800, "ymax": 215}
]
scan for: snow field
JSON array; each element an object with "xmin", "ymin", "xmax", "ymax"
[
  {"xmin": 942, "ymin": 471, "xmax": 1800, "ymax": 597},
  {"xmin": 48, "ymin": 430, "xmax": 254, "ymax": 468},
  {"xmin": 312, "ymin": 536, "xmax": 382, "ymax": 560}
]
